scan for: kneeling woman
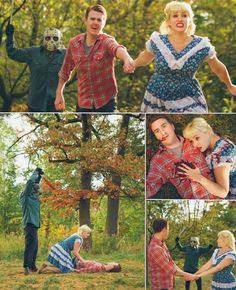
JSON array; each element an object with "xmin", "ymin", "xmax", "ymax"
[{"xmin": 39, "ymin": 225, "xmax": 91, "ymax": 274}]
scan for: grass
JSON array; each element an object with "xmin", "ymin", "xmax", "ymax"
[
  {"xmin": 146, "ymin": 273, "xmax": 213, "ymax": 289},
  {"xmin": 0, "ymin": 255, "xmax": 144, "ymax": 290}
]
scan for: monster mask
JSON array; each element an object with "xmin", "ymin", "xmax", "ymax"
[{"xmin": 43, "ymin": 27, "xmax": 62, "ymax": 52}]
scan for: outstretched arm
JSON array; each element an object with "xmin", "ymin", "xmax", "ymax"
[
  {"xmin": 116, "ymin": 47, "xmax": 134, "ymax": 73},
  {"xmin": 195, "ymin": 258, "xmax": 212, "ymax": 275},
  {"xmin": 134, "ymin": 49, "xmax": 155, "ymax": 69},
  {"xmin": 196, "ymin": 257, "xmax": 234, "ymax": 277},
  {"xmin": 207, "ymin": 56, "xmax": 236, "ymax": 96}
]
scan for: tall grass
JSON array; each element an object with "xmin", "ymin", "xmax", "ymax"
[{"xmin": 0, "ymin": 232, "xmax": 144, "ymax": 261}]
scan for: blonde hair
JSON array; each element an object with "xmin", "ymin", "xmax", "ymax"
[
  {"xmin": 183, "ymin": 117, "xmax": 213, "ymax": 139},
  {"xmin": 78, "ymin": 225, "xmax": 92, "ymax": 235},
  {"xmin": 218, "ymin": 230, "xmax": 235, "ymax": 251},
  {"xmin": 160, "ymin": 1, "xmax": 196, "ymax": 35}
]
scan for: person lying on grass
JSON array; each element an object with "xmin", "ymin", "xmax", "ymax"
[{"xmin": 38, "ymin": 258, "xmax": 121, "ymax": 274}]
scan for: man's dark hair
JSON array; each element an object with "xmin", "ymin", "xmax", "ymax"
[
  {"xmin": 85, "ymin": 5, "xmax": 107, "ymax": 20},
  {"xmin": 147, "ymin": 114, "xmax": 174, "ymax": 130},
  {"xmin": 153, "ymin": 218, "xmax": 168, "ymax": 233},
  {"xmin": 109, "ymin": 263, "xmax": 121, "ymax": 272}
]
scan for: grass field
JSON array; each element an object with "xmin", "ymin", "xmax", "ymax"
[
  {"xmin": 0, "ymin": 255, "xmax": 144, "ymax": 290},
  {"xmin": 146, "ymin": 274, "xmax": 213, "ymax": 289}
]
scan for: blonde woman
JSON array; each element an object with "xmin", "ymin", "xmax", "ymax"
[
  {"xmin": 194, "ymin": 231, "xmax": 236, "ymax": 290},
  {"xmin": 181, "ymin": 117, "xmax": 236, "ymax": 199},
  {"xmin": 38, "ymin": 225, "xmax": 91, "ymax": 274},
  {"xmin": 128, "ymin": 1, "xmax": 236, "ymax": 112}
]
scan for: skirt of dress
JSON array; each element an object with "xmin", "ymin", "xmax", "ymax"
[
  {"xmin": 141, "ymin": 90, "xmax": 208, "ymax": 113},
  {"xmin": 48, "ymin": 243, "xmax": 74, "ymax": 273}
]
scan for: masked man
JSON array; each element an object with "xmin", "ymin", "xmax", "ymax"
[
  {"xmin": 175, "ymin": 236, "xmax": 213, "ymax": 290},
  {"xmin": 6, "ymin": 24, "xmax": 66, "ymax": 112},
  {"xmin": 20, "ymin": 168, "xmax": 44, "ymax": 275}
]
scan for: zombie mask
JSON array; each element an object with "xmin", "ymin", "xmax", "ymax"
[
  {"xmin": 43, "ymin": 27, "xmax": 62, "ymax": 52},
  {"xmin": 190, "ymin": 237, "xmax": 199, "ymax": 248}
]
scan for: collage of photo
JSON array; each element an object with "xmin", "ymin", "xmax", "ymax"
[{"xmin": 0, "ymin": 1, "xmax": 236, "ymax": 290}]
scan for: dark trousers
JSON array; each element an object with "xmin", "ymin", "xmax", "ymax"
[
  {"xmin": 28, "ymin": 100, "xmax": 63, "ymax": 112},
  {"xmin": 185, "ymin": 278, "xmax": 202, "ymax": 290},
  {"xmin": 76, "ymin": 98, "xmax": 116, "ymax": 113},
  {"xmin": 23, "ymin": 224, "xmax": 38, "ymax": 269}
]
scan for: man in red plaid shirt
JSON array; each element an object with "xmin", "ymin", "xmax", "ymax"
[
  {"xmin": 146, "ymin": 115, "xmax": 218, "ymax": 199},
  {"xmin": 55, "ymin": 4, "xmax": 133, "ymax": 112},
  {"xmin": 148, "ymin": 219, "xmax": 195, "ymax": 290},
  {"xmin": 73, "ymin": 259, "xmax": 121, "ymax": 273}
]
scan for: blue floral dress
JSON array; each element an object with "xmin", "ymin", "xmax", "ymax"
[
  {"xmin": 211, "ymin": 249, "xmax": 236, "ymax": 289},
  {"xmin": 48, "ymin": 233, "xmax": 83, "ymax": 273},
  {"xmin": 206, "ymin": 138, "xmax": 236, "ymax": 199},
  {"xmin": 141, "ymin": 32, "xmax": 216, "ymax": 112}
]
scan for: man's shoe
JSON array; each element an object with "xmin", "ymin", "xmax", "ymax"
[{"xmin": 24, "ymin": 267, "xmax": 31, "ymax": 275}]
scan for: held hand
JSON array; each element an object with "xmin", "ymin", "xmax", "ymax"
[
  {"xmin": 177, "ymin": 164, "xmax": 202, "ymax": 182},
  {"xmin": 183, "ymin": 272, "xmax": 196, "ymax": 281},
  {"xmin": 123, "ymin": 57, "xmax": 135, "ymax": 74},
  {"xmin": 6, "ymin": 21, "xmax": 14, "ymax": 36},
  {"xmin": 228, "ymin": 84, "xmax": 236, "ymax": 96},
  {"xmin": 54, "ymin": 93, "xmax": 65, "ymax": 111}
]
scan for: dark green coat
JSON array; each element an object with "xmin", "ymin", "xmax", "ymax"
[
  {"xmin": 6, "ymin": 34, "xmax": 66, "ymax": 111},
  {"xmin": 20, "ymin": 171, "xmax": 40, "ymax": 228},
  {"xmin": 176, "ymin": 239, "xmax": 212, "ymax": 272}
]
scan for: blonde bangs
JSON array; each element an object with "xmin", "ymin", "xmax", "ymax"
[{"xmin": 165, "ymin": 2, "xmax": 194, "ymax": 19}]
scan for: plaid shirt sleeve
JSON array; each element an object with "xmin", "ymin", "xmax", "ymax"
[
  {"xmin": 146, "ymin": 154, "xmax": 166, "ymax": 198},
  {"xmin": 103, "ymin": 37, "xmax": 126, "ymax": 57},
  {"xmin": 149, "ymin": 244, "xmax": 176, "ymax": 275},
  {"xmin": 58, "ymin": 43, "xmax": 75, "ymax": 81},
  {"xmin": 75, "ymin": 261, "xmax": 106, "ymax": 273}
]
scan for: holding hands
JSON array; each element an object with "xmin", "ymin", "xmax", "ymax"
[{"xmin": 123, "ymin": 57, "xmax": 135, "ymax": 74}]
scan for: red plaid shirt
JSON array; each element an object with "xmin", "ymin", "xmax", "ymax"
[
  {"xmin": 59, "ymin": 33, "xmax": 123, "ymax": 109},
  {"xmin": 148, "ymin": 236, "xmax": 176, "ymax": 290},
  {"xmin": 146, "ymin": 138, "xmax": 218, "ymax": 199},
  {"xmin": 75, "ymin": 261, "xmax": 106, "ymax": 273}
]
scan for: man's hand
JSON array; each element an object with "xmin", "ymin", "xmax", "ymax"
[
  {"xmin": 55, "ymin": 93, "xmax": 65, "ymax": 111},
  {"xmin": 6, "ymin": 22, "xmax": 14, "ymax": 36},
  {"xmin": 123, "ymin": 57, "xmax": 135, "ymax": 74},
  {"xmin": 183, "ymin": 272, "xmax": 196, "ymax": 281}
]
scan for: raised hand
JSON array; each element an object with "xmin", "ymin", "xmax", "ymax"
[{"xmin": 6, "ymin": 21, "xmax": 14, "ymax": 36}]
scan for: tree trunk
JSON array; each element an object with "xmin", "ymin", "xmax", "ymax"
[
  {"xmin": 79, "ymin": 115, "xmax": 92, "ymax": 250},
  {"xmin": 106, "ymin": 115, "xmax": 130, "ymax": 236}
]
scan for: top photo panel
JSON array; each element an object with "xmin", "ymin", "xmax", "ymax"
[{"xmin": 1, "ymin": 1, "xmax": 236, "ymax": 113}]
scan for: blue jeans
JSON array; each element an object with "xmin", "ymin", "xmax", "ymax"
[{"xmin": 76, "ymin": 98, "xmax": 116, "ymax": 113}]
